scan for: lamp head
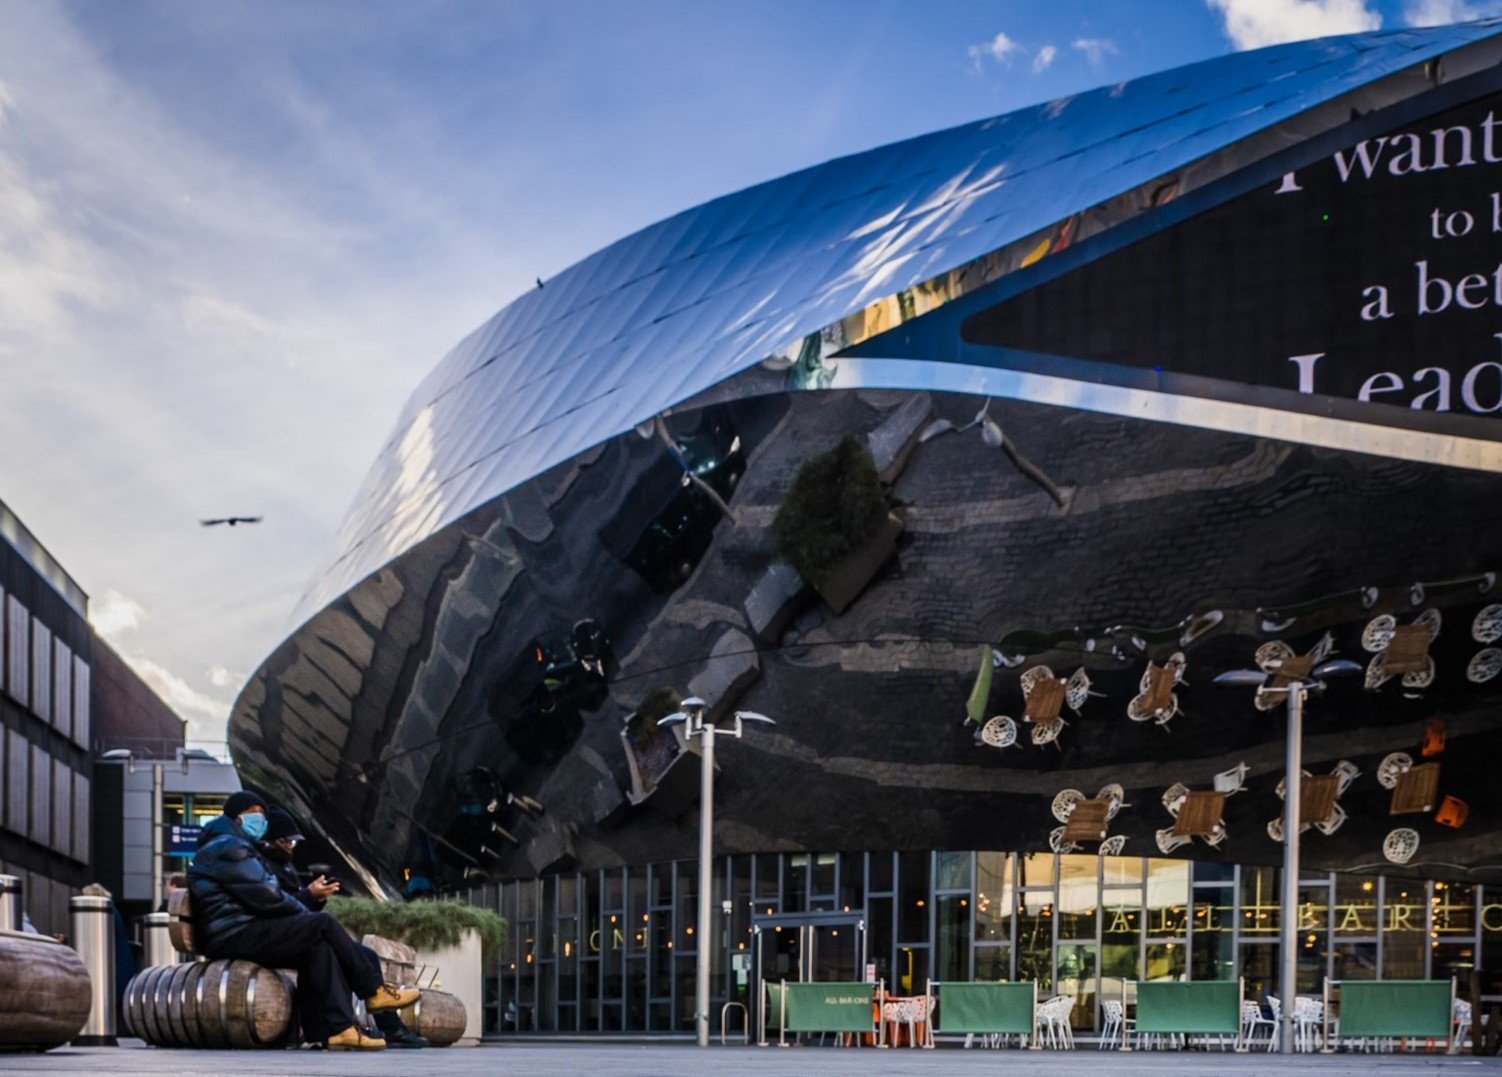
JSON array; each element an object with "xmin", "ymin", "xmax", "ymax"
[
  {"xmin": 1313, "ymin": 658, "xmax": 1363, "ymax": 679},
  {"xmin": 734, "ymin": 711, "xmax": 776, "ymax": 726},
  {"xmin": 656, "ymin": 713, "xmax": 688, "ymax": 728}
]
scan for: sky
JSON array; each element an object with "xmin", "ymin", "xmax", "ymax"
[{"xmin": 0, "ymin": 0, "xmax": 1496, "ymax": 753}]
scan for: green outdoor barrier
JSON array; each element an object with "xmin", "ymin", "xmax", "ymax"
[
  {"xmin": 782, "ymin": 982, "xmax": 876, "ymax": 1033},
  {"xmin": 934, "ymin": 982, "xmax": 1034, "ymax": 1034},
  {"xmin": 1337, "ymin": 980, "xmax": 1451, "ymax": 1038},
  {"xmin": 1134, "ymin": 981, "xmax": 1241, "ymax": 1035}
]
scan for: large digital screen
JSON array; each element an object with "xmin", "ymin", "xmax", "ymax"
[{"xmin": 964, "ymin": 93, "xmax": 1502, "ymax": 416}]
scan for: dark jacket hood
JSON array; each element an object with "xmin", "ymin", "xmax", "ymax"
[{"xmin": 199, "ymin": 814, "xmax": 243, "ymax": 846}]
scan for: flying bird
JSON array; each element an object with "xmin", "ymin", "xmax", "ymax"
[
  {"xmin": 200, "ymin": 516, "xmax": 263, "ymax": 527},
  {"xmin": 536, "ymin": 277, "xmax": 545, "ymax": 289}
]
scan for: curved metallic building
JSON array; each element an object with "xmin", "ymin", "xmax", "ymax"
[{"xmin": 232, "ymin": 21, "xmax": 1502, "ymax": 916}]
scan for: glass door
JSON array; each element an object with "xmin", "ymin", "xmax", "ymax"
[{"xmin": 752, "ymin": 911, "xmax": 867, "ymax": 1033}]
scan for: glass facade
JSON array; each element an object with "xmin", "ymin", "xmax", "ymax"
[{"xmin": 470, "ymin": 851, "xmax": 1493, "ymax": 1036}]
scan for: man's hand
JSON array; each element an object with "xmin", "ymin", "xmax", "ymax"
[{"xmin": 309, "ymin": 875, "xmax": 341, "ymax": 900}]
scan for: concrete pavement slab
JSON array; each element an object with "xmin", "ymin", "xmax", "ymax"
[{"xmin": 4, "ymin": 1041, "xmax": 1499, "ymax": 1077}]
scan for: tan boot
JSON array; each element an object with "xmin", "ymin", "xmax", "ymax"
[
  {"xmin": 366, "ymin": 983, "xmax": 421, "ymax": 1012},
  {"xmin": 327, "ymin": 1025, "xmax": 387, "ymax": 1050}
]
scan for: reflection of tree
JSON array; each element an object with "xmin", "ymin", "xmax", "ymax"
[{"xmin": 1017, "ymin": 908, "xmax": 1053, "ymax": 990}]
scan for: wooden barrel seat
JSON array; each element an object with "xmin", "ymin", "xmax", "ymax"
[
  {"xmin": 399, "ymin": 989, "xmax": 466, "ymax": 1047},
  {"xmin": 0, "ymin": 930, "xmax": 92, "ymax": 1052},
  {"xmin": 122, "ymin": 960, "xmax": 298, "ymax": 1049}
]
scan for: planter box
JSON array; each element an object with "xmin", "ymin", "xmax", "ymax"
[
  {"xmin": 420, "ymin": 928, "xmax": 481, "ymax": 1047},
  {"xmin": 813, "ymin": 512, "xmax": 903, "ymax": 614}
]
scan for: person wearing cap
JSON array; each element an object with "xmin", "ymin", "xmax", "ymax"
[
  {"xmin": 187, "ymin": 791, "xmax": 419, "ymax": 1050},
  {"xmin": 258, "ymin": 806, "xmax": 336, "ymax": 911},
  {"xmin": 257, "ymin": 805, "xmax": 429, "ymax": 1049}
]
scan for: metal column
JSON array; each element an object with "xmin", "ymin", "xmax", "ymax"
[{"xmin": 70, "ymin": 894, "xmax": 117, "ymax": 1046}]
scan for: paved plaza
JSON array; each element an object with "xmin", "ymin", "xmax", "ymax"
[{"xmin": 8, "ymin": 1041, "xmax": 1501, "ymax": 1077}]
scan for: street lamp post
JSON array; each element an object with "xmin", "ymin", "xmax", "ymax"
[
  {"xmin": 1279, "ymin": 679, "xmax": 1306, "ymax": 1057},
  {"xmin": 658, "ymin": 698, "xmax": 775, "ymax": 1047},
  {"xmin": 1215, "ymin": 657, "xmax": 1360, "ymax": 1054}
]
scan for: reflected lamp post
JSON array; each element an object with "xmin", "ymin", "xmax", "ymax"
[
  {"xmin": 658, "ymin": 697, "xmax": 775, "ymax": 1047},
  {"xmin": 1214, "ymin": 657, "xmax": 1360, "ymax": 1054}
]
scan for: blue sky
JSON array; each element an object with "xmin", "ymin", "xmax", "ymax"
[{"xmin": 0, "ymin": 0, "xmax": 1495, "ymax": 749}]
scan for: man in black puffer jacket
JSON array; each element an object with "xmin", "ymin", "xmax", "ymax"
[{"xmin": 188, "ymin": 791, "xmax": 418, "ymax": 1050}]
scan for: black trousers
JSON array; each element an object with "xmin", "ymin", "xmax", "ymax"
[
  {"xmin": 358, "ymin": 944, "xmax": 413, "ymax": 1038},
  {"xmin": 211, "ymin": 911, "xmax": 384, "ymax": 1041}
]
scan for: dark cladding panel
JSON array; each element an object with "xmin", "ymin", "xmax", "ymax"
[
  {"xmin": 29, "ymin": 744, "xmax": 49, "ymax": 848},
  {"xmin": 53, "ymin": 638, "xmax": 71, "ymax": 740},
  {"xmin": 51, "ymin": 760, "xmax": 69, "ymax": 859},
  {"xmin": 72, "ymin": 769, "xmax": 89, "ymax": 865},
  {"xmin": 6, "ymin": 595, "xmax": 27, "ymax": 708},
  {"xmin": 3, "ymin": 730, "xmax": 24, "ymax": 836},
  {"xmin": 72, "ymin": 656, "xmax": 90, "ymax": 750},
  {"xmin": 30, "ymin": 617, "xmax": 49, "ymax": 725}
]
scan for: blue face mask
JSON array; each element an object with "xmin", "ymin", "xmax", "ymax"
[{"xmin": 240, "ymin": 812, "xmax": 268, "ymax": 841}]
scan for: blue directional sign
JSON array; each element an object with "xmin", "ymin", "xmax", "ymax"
[{"xmin": 167, "ymin": 824, "xmax": 203, "ymax": 856}]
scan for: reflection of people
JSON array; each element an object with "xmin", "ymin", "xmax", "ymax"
[
  {"xmin": 188, "ymin": 791, "xmax": 418, "ymax": 1050},
  {"xmin": 257, "ymin": 806, "xmax": 429, "ymax": 1049}
]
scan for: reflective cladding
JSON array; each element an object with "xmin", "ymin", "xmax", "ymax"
[
  {"xmin": 231, "ymin": 374, "xmax": 1502, "ymax": 894},
  {"xmin": 291, "ymin": 24, "xmax": 1502, "ymax": 621},
  {"xmin": 231, "ymin": 25, "xmax": 1502, "ymax": 899}
]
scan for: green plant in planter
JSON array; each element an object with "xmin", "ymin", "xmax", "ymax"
[
  {"xmin": 326, "ymin": 895, "xmax": 506, "ymax": 962},
  {"xmin": 626, "ymin": 686, "xmax": 682, "ymax": 748},
  {"xmin": 772, "ymin": 434, "xmax": 888, "ymax": 585}
]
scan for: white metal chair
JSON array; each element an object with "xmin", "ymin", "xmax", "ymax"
[
  {"xmin": 1293, "ymin": 996, "xmax": 1324, "ymax": 1052},
  {"xmin": 1101, "ymin": 999, "xmax": 1130, "ymax": 1049},
  {"xmin": 1265, "ymin": 996, "xmax": 1282, "ymax": 1052},
  {"xmin": 1242, "ymin": 999, "xmax": 1275, "ymax": 1049},
  {"xmin": 1453, "ymin": 998, "xmax": 1473, "ymax": 1053},
  {"xmin": 880, "ymin": 994, "xmax": 931, "ymax": 1049},
  {"xmin": 1035, "ymin": 995, "xmax": 1076, "ymax": 1049}
]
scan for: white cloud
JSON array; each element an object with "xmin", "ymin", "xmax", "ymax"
[
  {"xmin": 1071, "ymin": 38, "xmax": 1120, "ymax": 67},
  {"xmin": 1206, "ymin": 0, "xmax": 1381, "ymax": 50},
  {"xmin": 89, "ymin": 589, "xmax": 147, "ymax": 640},
  {"xmin": 969, "ymin": 32, "xmax": 1024, "ymax": 68},
  {"xmin": 1404, "ymin": 0, "xmax": 1502, "ymax": 25},
  {"xmin": 125, "ymin": 654, "xmax": 232, "ymax": 742},
  {"xmin": 207, "ymin": 665, "xmax": 246, "ymax": 690},
  {"xmin": 1033, "ymin": 44, "xmax": 1058, "ymax": 73}
]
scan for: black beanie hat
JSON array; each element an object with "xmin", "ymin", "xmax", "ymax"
[
  {"xmin": 264, "ymin": 806, "xmax": 305, "ymax": 843},
  {"xmin": 223, "ymin": 790, "xmax": 266, "ymax": 818}
]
